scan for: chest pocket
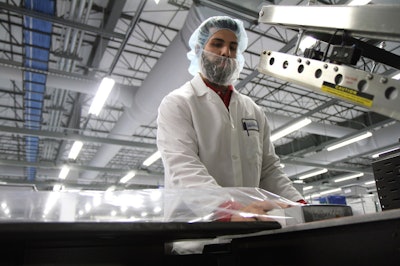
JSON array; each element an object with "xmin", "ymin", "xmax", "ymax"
[{"xmin": 242, "ymin": 119, "xmax": 262, "ymax": 161}]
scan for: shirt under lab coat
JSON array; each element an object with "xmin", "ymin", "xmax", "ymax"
[{"xmin": 157, "ymin": 73, "xmax": 303, "ymax": 202}]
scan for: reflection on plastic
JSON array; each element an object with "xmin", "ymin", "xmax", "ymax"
[{"xmin": 0, "ymin": 187, "xmax": 301, "ymax": 223}]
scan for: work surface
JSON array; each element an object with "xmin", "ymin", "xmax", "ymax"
[
  {"xmin": 1, "ymin": 209, "xmax": 399, "ymax": 265},
  {"xmin": 0, "ymin": 220, "xmax": 281, "ymax": 242},
  {"xmin": 228, "ymin": 209, "xmax": 400, "ymax": 265}
]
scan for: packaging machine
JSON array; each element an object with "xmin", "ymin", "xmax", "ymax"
[{"xmin": 257, "ymin": 4, "xmax": 400, "ymax": 120}]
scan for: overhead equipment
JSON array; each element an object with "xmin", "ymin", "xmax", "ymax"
[{"xmin": 257, "ymin": 4, "xmax": 400, "ymax": 121}]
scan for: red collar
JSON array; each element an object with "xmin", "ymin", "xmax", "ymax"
[{"xmin": 203, "ymin": 80, "xmax": 233, "ymax": 109}]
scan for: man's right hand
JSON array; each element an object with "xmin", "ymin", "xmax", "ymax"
[{"xmin": 230, "ymin": 200, "xmax": 291, "ymax": 222}]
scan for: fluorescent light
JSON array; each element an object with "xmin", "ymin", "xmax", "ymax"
[
  {"xmin": 271, "ymin": 118, "xmax": 312, "ymax": 142},
  {"xmin": 58, "ymin": 165, "xmax": 70, "ymax": 180},
  {"xmin": 143, "ymin": 151, "xmax": 161, "ymax": 167},
  {"xmin": 106, "ymin": 185, "xmax": 116, "ymax": 192},
  {"xmin": 68, "ymin": 141, "xmax": 83, "ymax": 160},
  {"xmin": 53, "ymin": 184, "xmax": 64, "ymax": 191},
  {"xmin": 310, "ymin": 193, "xmax": 321, "ymax": 198},
  {"xmin": 334, "ymin": 172, "xmax": 364, "ymax": 183},
  {"xmin": 150, "ymin": 190, "xmax": 162, "ymax": 201},
  {"xmin": 304, "ymin": 186, "xmax": 313, "ymax": 191},
  {"xmin": 347, "ymin": 0, "xmax": 370, "ymax": 5},
  {"xmin": 88, "ymin": 77, "xmax": 115, "ymax": 116},
  {"xmin": 392, "ymin": 73, "xmax": 400, "ymax": 80},
  {"xmin": 293, "ymin": 180, "xmax": 304, "ymax": 184},
  {"xmin": 120, "ymin": 171, "xmax": 136, "ymax": 184},
  {"xmin": 85, "ymin": 202, "xmax": 92, "ymax": 212},
  {"xmin": 43, "ymin": 193, "xmax": 60, "ymax": 216},
  {"xmin": 320, "ymin": 188, "xmax": 342, "ymax": 195},
  {"xmin": 154, "ymin": 0, "xmax": 160, "ymax": 4},
  {"xmin": 372, "ymin": 147, "xmax": 399, "ymax": 158},
  {"xmin": 364, "ymin": 180, "xmax": 376, "ymax": 185},
  {"xmin": 298, "ymin": 168, "xmax": 328, "ymax": 180},
  {"xmin": 326, "ymin": 131, "xmax": 373, "ymax": 151},
  {"xmin": 280, "ymin": 163, "xmax": 285, "ymax": 168}
]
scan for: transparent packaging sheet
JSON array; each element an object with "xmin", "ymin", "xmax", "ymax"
[{"xmin": 0, "ymin": 187, "xmax": 301, "ymax": 224}]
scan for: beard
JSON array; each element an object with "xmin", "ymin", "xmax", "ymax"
[{"xmin": 200, "ymin": 50, "xmax": 238, "ymax": 86}]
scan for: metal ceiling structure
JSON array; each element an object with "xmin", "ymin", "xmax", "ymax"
[{"xmin": 0, "ymin": 0, "xmax": 399, "ymax": 200}]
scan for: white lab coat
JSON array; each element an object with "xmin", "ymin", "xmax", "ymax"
[{"xmin": 157, "ymin": 73, "xmax": 303, "ymax": 202}]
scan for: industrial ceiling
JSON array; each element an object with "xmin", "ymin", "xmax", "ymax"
[{"xmin": 0, "ymin": 0, "xmax": 399, "ymax": 200}]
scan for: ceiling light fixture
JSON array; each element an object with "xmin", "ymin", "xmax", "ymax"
[
  {"xmin": 310, "ymin": 193, "xmax": 321, "ymax": 198},
  {"xmin": 58, "ymin": 165, "xmax": 70, "ymax": 180},
  {"xmin": 326, "ymin": 131, "xmax": 373, "ymax": 151},
  {"xmin": 319, "ymin": 188, "xmax": 342, "ymax": 195},
  {"xmin": 120, "ymin": 171, "xmax": 136, "ymax": 184},
  {"xmin": 88, "ymin": 77, "xmax": 115, "ymax": 116},
  {"xmin": 298, "ymin": 168, "xmax": 328, "ymax": 180},
  {"xmin": 303, "ymin": 186, "xmax": 313, "ymax": 191},
  {"xmin": 271, "ymin": 118, "xmax": 312, "ymax": 142},
  {"xmin": 372, "ymin": 147, "xmax": 400, "ymax": 158},
  {"xmin": 43, "ymin": 193, "xmax": 60, "ymax": 216},
  {"xmin": 334, "ymin": 172, "xmax": 364, "ymax": 183},
  {"xmin": 68, "ymin": 141, "xmax": 83, "ymax": 160},
  {"xmin": 347, "ymin": 0, "xmax": 371, "ymax": 5},
  {"xmin": 364, "ymin": 180, "xmax": 376, "ymax": 185},
  {"xmin": 53, "ymin": 184, "xmax": 64, "ymax": 191},
  {"xmin": 143, "ymin": 151, "xmax": 161, "ymax": 167},
  {"xmin": 106, "ymin": 185, "xmax": 116, "ymax": 192}
]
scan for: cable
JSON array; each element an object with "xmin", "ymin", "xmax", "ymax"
[{"xmin": 322, "ymin": 29, "xmax": 339, "ymax": 62}]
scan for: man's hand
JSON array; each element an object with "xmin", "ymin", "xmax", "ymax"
[{"xmin": 230, "ymin": 200, "xmax": 291, "ymax": 222}]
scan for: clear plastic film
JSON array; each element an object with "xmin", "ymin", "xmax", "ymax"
[{"xmin": 0, "ymin": 187, "xmax": 301, "ymax": 224}]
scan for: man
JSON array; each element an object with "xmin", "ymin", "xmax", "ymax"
[{"xmin": 157, "ymin": 16, "xmax": 305, "ymax": 222}]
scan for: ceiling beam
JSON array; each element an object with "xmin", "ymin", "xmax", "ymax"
[
  {"xmin": 0, "ymin": 125, "xmax": 156, "ymax": 149},
  {"xmin": 0, "ymin": 158, "xmax": 162, "ymax": 176},
  {"xmin": 86, "ymin": 0, "xmax": 127, "ymax": 75},
  {"xmin": 0, "ymin": 2, "xmax": 125, "ymax": 39}
]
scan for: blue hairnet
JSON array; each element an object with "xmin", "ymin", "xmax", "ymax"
[{"xmin": 187, "ymin": 16, "xmax": 248, "ymax": 76}]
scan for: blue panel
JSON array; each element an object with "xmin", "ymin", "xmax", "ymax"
[
  {"xmin": 23, "ymin": 0, "xmax": 54, "ymax": 181},
  {"xmin": 26, "ymin": 166, "xmax": 36, "ymax": 181},
  {"xmin": 24, "ymin": 72, "xmax": 46, "ymax": 83},
  {"xmin": 23, "ymin": 31, "xmax": 51, "ymax": 45},
  {"xmin": 25, "ymin": 0, "xmax": 55, "ymax": 14},
  {"xmin": 25, "ymin": 47, "xmax": 50, "ymax": 60},
  {"xmin": 30, "ymin": 102, "xmax": 43, "ymax": 109},
  {"xmin": 24, "ymin": 59, "xmax": 48, "ymax": 71},
  {"xmin": 319, "ymin": 195, "xmax": 347, "ymax": 205},
  {"xmin": 24, "ymin": 17, "xmax": 53, "ymax": 33},
  {"xmin": 25, "ymin": 92, "xmax": 44, "ymax": 102},
  {"xmin": 26, "ymin": 109, "xmax": 42, "ymax": 117},
  {"xmin": 25, "ymin": 91, "xmax": 42, "ymax": 102},
  {"xmin": 26, "ymin": 83, "xmax": 45, "ymax": 93}
]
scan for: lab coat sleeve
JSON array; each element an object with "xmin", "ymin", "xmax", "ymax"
[
  {"xmin": 258, "ymin": 115, "xmax": 304, "ymax": 202},
  {"xmin": 157, "ymin": 92, "xmax": 220, "ymax": 188}
]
